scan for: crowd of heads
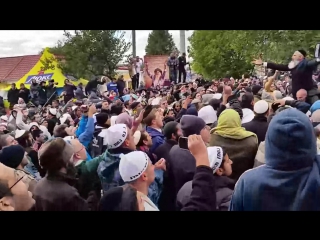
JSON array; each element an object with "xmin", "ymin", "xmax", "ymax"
[{"xmin": 1, "ymin": 66, "xmax": 320, "ymax": 211}]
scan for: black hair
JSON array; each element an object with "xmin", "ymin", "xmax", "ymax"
[
  {"xmin": 110, "ymin": 103, "xmax": 124, "ymax": 115},
  {"xmin": 163, "ymin": 108, "xmax": 174, "ymax": 117},
  {"xmin": 209, "ymin": 99, "xmax": 221, "ymax": 111}
]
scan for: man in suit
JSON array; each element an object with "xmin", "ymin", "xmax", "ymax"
[{"xmin": 252, "ymin": 50, "xmax": 320, "ymax": 104}]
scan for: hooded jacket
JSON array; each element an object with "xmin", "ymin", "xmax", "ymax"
[
  {"xmin": 146, "ymin": 126, "xmax": 165, "ymax": 154},
  {"xmin": 230, "ymin": 108, "xmax": 320, "ymax": 211},
  {"xmin": 97, "ymin": 147, "xmax": 164, "ymax": 206}
]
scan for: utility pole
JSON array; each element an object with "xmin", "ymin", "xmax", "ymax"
[
  {"xmin": 179, "ymin": 30, "xmax": 186, "ymax": 54},
  {"xmin": 132, "ymin": 30, "xmax": 136, "ymax": 57}
]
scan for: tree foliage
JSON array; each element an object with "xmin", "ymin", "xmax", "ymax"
[
  {"xmin": 49, "ymin": 30, "xmax": 131, "ymax": 79},
  {"xmin": 189, "ymin": 30, "xmax": 320, "ymax": 79},
  {"xmin": 145, "ymin": 30, "xmax": 177, "ymax": 55}
]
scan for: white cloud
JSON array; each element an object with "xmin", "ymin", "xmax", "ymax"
[{"xmin": 0, "ymin": 30, "xmax": 193, "ymax": 58}]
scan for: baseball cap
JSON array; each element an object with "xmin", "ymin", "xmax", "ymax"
[{"xmin": 119, "ymin": 151, "xmax": 149, "ymax": 182}]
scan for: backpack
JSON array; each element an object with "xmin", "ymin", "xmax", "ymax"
[{"xmin": 90, "ymin": 128, "xmax": 108, "ymax": 158}]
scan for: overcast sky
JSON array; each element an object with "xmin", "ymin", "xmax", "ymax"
[{"xmin": 0, "ymin": 30, "xmax": 193, "ymax": 58}]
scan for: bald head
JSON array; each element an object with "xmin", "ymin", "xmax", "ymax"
[
  {"xmin": 70, "ymin": 139, "xmax": 87, "ymax": 160},
  {"xmin": 296, "ymin": 89, "xmax": 307, "ymax": 102}
]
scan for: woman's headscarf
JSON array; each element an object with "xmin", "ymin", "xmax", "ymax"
[{"xmin": 211, "ymin": 109, "xmax": 257, "ymax": 140}]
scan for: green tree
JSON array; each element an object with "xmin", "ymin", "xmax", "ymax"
[
  {"xmin": 49, "ymin": 30, "xmax": 131, "ymax": 79},
  {"xmin": 189, "ymin": 30, "xmax": 320, "ymax": 79},
  {"xmin": 145, "ymin": 30, "xmax": 177, "ymax": 55}
]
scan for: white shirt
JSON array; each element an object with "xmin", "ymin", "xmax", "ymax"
[
  {"xmin": 135, "ymin": 61, "xmax": 142, "ymax": 73},
  {"xmin": 140, "ymin": 192, "xmax": 159, "ymax": 211}
]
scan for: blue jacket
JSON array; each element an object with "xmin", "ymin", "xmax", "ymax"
[
  {"xmin": 230, "ymin": 108, "xmax": 320, "ymax": 211},
  {"xmin": 107, "ymin": 83, "xmax": 118, "ymax": 93},
  {"xmin": 310, "ymin": 100, "xmax": 320, "ymax": 114},
  {"xmin": 76, "ymin": 116, "xmax": 94, "ymax": 160},
  {"xmin": 146, "ymin": 126, "xmax": 165, "ymax": 154},
  {"xmin": 97, "ymin": 147, "xmax": 163, "ymax": 206}
]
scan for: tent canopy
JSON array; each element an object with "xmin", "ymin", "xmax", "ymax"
[{"xmin": 4, "ymin": 47, "xmax": 88, "ymax": 90}]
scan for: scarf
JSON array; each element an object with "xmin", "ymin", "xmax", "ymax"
[{"xmin": 212, "ymin": 109, "xmax": 257, "ymax": 140}]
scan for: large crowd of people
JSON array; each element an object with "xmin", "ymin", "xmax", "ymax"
[{"xmin": 1, "ymin": 49, "xmax": 320, "ymax": 211}]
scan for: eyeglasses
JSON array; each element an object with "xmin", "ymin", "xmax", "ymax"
[
  {"xmin": 0, "ymin": 176, "xmax": 24, "ymax": 200},
  {"xmin": 75, "ymin": 145, "xmax": 84, "ymax": 154}
]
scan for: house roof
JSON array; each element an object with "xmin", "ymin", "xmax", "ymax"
[{"xmin": 0, "ymin": 54, "xmax": 41, "ymax": 82}]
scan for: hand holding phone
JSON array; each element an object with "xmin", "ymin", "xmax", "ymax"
[{"xmin": 178, "ymin": 136, "xmax": 189, "ymax": 150}]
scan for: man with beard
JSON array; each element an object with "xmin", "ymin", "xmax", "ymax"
[{"xmin": 252, "ymin": 50, "xmax": 320, "ymax": 104}]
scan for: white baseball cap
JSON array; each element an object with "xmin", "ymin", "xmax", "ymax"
[{"xmin": 119, "ymin": 151, "xmax": 150, "ymax": 182}]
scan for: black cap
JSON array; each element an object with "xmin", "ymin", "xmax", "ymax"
[
  {"xmin": 298, "ymin": 49, "xmax": 307, "ymax": 57},
  {"xmin": 163, "ymin": 121, "xmax": 179, "ymax": 139}
]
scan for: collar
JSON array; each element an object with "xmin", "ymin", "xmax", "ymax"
[
  {"xmin": 165, "ymin": 139, "xmax": 178, "ymax": 146},
  {"xmin": 253, "ymin": 115, "xmax": 267, "ymax": 122},
  {"xmin": 109, "ymin": 147, "xmax": 133, "ymax": 155}
]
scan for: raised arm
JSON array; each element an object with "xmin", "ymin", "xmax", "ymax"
[
  {"xmin": 145, "ymin": 62, "xmax": 152, "ymax": 78},
  {"xmin": 265, "ymin": 70, "xmax": 280, "ymax": 92},
  {"xmin": 252, "ymin": 56, "xmax": 290, "ymax": 71}
]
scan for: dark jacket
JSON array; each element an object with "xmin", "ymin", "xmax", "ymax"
[
  {"xmin": 38, "ymin": 86, "xmax": 47, "ymax": 105},
  {"xmin": 154, "ymin": 139, "xmax": 178, "ymax": 211},
  {"xmin": 242, "ymin": 115, "xmax": 269, "ymax": 144},
  {"xmin": 168, "ymin": 145, "xmax": 196, "ymax": 199},
  {"xmin": 46, "ymin": 84, "xmax": 57, "ymax": 100},
  {"xmin": 178, "ymin": 56, "xmax": 187, "ymax": 70},
  {"xmin": 18, "ymin": 88, "xmax": 30, "ymax": 104},
  {"xmin": 285, "ymin": 100, "xmax": 310, "ymax": 114},
  {"xmin": 64, "ymin": 84, "xmax": 76, "ymax": 97},
  {"xmin": 33, "ymin": 174, "xmax": 88, "ymax": 211},
  {"xmin": 266, "ymin": 59, "xmax": 320, "ymax": 98},
  {"xmin": 180, "ymin": 166, "xmax": 217, "ymax": 211},
  {"xmin": 117, "ymin": 79, "xmax": 126, "ymax": 96},
  {"xmin": 7, "ymin": 88, "xmax": 19, "ymax": 104},
  {"xmin": 85, "ymin": 79, "xmax": 101, "ymax": 95},
  {"xmin": 177, "ymin": 175, "xmax": 234, "ymax": 211}
]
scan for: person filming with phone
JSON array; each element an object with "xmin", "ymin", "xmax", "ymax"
[
  {"xmin": 252, "ymin": 49, "xmax": 320, "ymax": 104},
  {"xmin": 167, "ymin": 115, "xmax": 210, "ymax": 207}
]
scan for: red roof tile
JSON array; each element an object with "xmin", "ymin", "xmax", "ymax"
[{"xmin": 0, "ymin": 55, "xmax": 41, "ymax": 82}]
